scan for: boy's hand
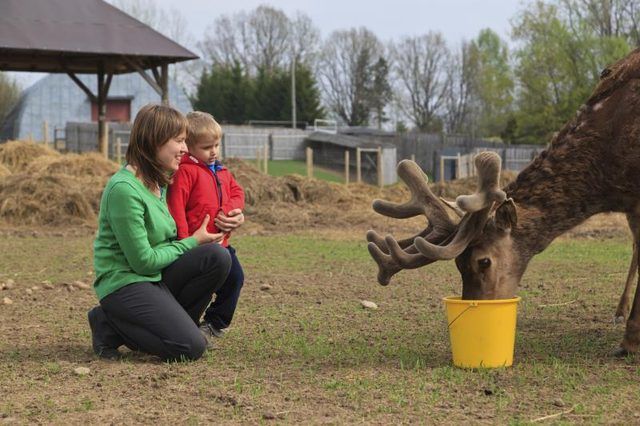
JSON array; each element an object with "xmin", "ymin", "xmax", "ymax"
[
  {"xmin": 214, "ymin": 209, "xmax": 244, "ymax": 232},
  {"xmin": 192, "ymin": 214, "xmax": 225, "ymax": 245}
]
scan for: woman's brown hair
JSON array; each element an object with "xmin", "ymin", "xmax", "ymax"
[{"xmin": 126, "ymin": 104, "xmax": 188, "ymax": 189}]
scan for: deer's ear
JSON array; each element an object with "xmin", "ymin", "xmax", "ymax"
[{"xmin": 495, "ymin": 198, "xmax": 517, "ymax": 231}]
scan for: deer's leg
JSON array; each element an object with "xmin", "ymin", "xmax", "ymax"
[
  {"xmin": 614, "ymin": 214, "xmax": 639, "ymax": 323},
  {"xmin": 618, "ymin": 214, "xmax": 640, "ymax": 355}
]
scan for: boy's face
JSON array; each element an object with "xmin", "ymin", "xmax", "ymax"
[{"xmin": 189, "ymin": 135, "xmax": 221, "ymax": 165}]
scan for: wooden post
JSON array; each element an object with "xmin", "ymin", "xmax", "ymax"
[
  {"xmin": 115, "ymin": 137, "xmax": 122, "ymax": 164},
  {"xmin": 97, "ymin": 66, "xmax": 108, "ymax": 157},
  {"xmin": 306, "ymin": 146, "xmax": 313, "ymax": 178},
  {"xmin": 263, "ymin": 143, "xmax": 269, "ymax": 175},
  {"xmin": 344, "ymin": 150, "xmax": 350, "ymax": 185},
  {"xmin": 410, "ymin": 154, "xmax": 415, "ymax": 163},
  {"xmin": 160, "ymin": 64, "xmax": 169, "ymax": 105},
  {"xmin": 256, "ymin": 147, "xmax": 262, "ymax": 172},
  {"xmin": 456, "ymin": 152, "xmax": 461, "ymax": 179},
  {"xmin": 377, "ymin": 147, "xmax": 383, "ymax": 188},
  {"xmin": 439, "ymin": 155, "xmax": 445, "ymax": 182},
  {"xmin": 42, "ymin": 121, "xmax": 49, "ymax": 146},
  {"xmin": 356, "ymin": 147, "xmax": 362, "ymax": 183}
]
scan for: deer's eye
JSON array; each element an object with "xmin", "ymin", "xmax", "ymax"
[{"xmin": 477, "ymin": 258, "xmax": 491, "ymax": 269}]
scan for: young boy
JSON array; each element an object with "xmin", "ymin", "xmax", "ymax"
[{"xmin": 167, "ymin": 111, "xmax": 245, "ymax": 342}]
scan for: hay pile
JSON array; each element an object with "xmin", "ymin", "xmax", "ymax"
[
  {"xmin": 0, "ymin": 142, "xmax": 515, "ymax": 231},
  {"xmin": 0, "ymin": 142, "xmax": 118, "ymax": 226},
  {"xmin": 0, "ymin": 140, "xmax": 60, "ymax": 172}
]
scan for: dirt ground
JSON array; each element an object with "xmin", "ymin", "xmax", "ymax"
[{"xmin": 1, "ymin": 144, "xmax": 639, "ymax": 423}]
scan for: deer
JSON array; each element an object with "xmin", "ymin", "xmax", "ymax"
[{"xmin": 366, "ymin": 48, "xmax": 640, "ymax": 356}]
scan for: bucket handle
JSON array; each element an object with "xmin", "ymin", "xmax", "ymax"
[{"xmin": 447, "ymin": 302, "xmax": 478, "ymax": 329}]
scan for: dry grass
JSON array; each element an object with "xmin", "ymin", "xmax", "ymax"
[
  {"xmin": 0, "ymin": 140, "xmax": 59, "ymax": 172},
  {"xmin": 0, "ymin": 142, "xmax": 118, "ymax": 226}
]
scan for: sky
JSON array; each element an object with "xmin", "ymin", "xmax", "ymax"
[{"xmin": 10, "ymin": 0, "xmax": 526, "ymax": 87}]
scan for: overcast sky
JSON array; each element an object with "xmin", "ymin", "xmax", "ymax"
[
  {"xmin": 11, "ymin": 0, "xmax": 526, "ymax": 87},
  {"xmin": 156, "ymin": 0, "xmax": 525, "ymax": 43}
]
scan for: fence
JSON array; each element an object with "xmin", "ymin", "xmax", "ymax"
[
  {"xmin": 65, "ymin": 122, "xmax": 132, "ymax": 159},
  {"xmin": 219, "ymin": 126, "xmax": 311, "ymax": 160},
  {"xmin": 396, "ymin": 132, "xmax": 545, "ymax": 181}
]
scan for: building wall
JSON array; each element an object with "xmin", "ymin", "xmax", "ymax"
[{"xmin": 0, "ymin": 73, "xmax": 191, "ymax": 142}]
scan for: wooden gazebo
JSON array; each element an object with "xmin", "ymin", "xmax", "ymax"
[{"xmin": 0, "ymin": 0, "xmax": 198, "ymax": 155}]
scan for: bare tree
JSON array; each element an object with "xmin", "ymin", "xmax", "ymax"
[
  {"xmin": 317, "ymin": 27, "xmax": 385, "ymax": 126},
  {"xmin": 289, "ymin": 12, "xmax": 321, "ymax": 65},
  {"xmin": 200, "ymin": 6, "xmax": 319, "ymax": 75},
  {"xmin": 443, "ymin": 42, "xmax": 475, "ymax": 135},
  {"xmin": 391, "ymin": 32, "xmax": 451, "ymax": 132},
  {"xmin": 109, "ymin": 0, "xmax": 201, "ymax": 94}
]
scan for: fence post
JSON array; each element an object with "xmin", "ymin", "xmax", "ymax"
[
  {"xmin": 42, "ymin": 121, "xmax": 49, "ymax": 146},
  {"xmin": 256, "ymin": 147, "xmax": 262, "ymax": 172},
  {"xmin": 439, "ymin": 155, "xmax": 445, "ymax": 182},
  {"xmin": 344, "ymin": 150, "xmax": 350, "ymax": 185},
  {"xmin": 115, "ymin": 137, "xmax": 122, "ymax": 164},
  {"xmin": 306, "ymin": 146, "xmax": 313, "ymax": 178},
  {"xmin": 356, "ymin": 147, "xmax": 362, "ymax": 183},
  {"xmin": 263, "ymin": 143, "xmax": 269, "ymax": 175},
  {"xmin": 456, "ymin": 152, "xmax": 461, "ymax": 179},
  {"xmin": 100, "ymin": 121, "xmax": 109, "ymax": 158},
  {"xmin": 410, "ymin": 154, "xmax": 415, "ymax": 163},
  {"xmin": 377, "ymin": 147, "xmax": 383, "ymax": 188}
]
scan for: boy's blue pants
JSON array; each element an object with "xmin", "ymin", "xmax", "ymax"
[{"xmin": 203, "ymin": 245, "xmax": 244, "ymax": 329}]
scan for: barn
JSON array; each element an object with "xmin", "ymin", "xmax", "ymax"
[{"xmin": 0, "ymin": 73, "xmax": 191, "ymax": 143}]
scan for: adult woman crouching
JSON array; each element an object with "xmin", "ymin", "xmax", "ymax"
[{"xmin": 88, "ymin": 104, "xmax": 231, "ymax": 361}]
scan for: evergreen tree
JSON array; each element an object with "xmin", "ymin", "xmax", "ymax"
[
  {"xmin": 369, "ymin": 58, "xmax": 392, "ymax": 129},
  {"xmin": 192, "ymin": 62, "xmax": 253, "ymax": 124}
]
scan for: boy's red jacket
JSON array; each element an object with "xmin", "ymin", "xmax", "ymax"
[{"xmin": 167, "ymin": 154, "xmax": 245, "ymax": 247}]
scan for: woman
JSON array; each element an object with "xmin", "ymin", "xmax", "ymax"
[{"xmin": 88, "ymin": 104, "xmax": 235, "ymax": 361}]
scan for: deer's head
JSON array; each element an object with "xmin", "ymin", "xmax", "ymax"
[{"xmin": 367, "ymin": 152, "xmax": 522, "ymax": 300}]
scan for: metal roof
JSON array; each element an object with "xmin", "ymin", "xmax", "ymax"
[
  {"xmin": 307, "ymin": 131, "xmax": 396, "ymax": 149},
  {"xmin": 0, "ymin": 0, "xmax": 198, "ymax": 74}
]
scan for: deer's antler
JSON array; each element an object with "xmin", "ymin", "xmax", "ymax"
[{"xmin": 366, "ymin": 151, "xmax": 504, "ymax": 285}]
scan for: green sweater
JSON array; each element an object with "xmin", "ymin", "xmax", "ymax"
[{"xmin": 93, "ymin": 168, "xmax": 198, "ymax": 300}]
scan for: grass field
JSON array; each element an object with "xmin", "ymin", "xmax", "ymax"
[
  {"xmin": 262, "ymin": 160, "xmax": 345, "ymax": 183},
  {"xmin": 1, "ymin": 229, "xmax": 639, "ymax": 423}
]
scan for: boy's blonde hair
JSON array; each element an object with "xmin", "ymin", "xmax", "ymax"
[{"xmin": 186, "ymin": 111, "xmax": 222, "ymax": 145}]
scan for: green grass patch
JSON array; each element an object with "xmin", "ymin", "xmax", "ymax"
[{"xmin": 264, "ymin": 159, "xmax": 345, "ymax": 183}]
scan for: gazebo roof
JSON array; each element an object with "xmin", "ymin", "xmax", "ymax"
[{"xmin": 0, "ymin": 0, "xmax": 198, "ymax": 74}]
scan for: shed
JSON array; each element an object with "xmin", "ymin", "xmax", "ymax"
[{"xmin": 306, "ymin": 131, "xmax": 397, "ymax": 185}]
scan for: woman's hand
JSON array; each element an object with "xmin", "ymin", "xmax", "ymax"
[
  {"xmin": 192, "ymin": 215, "xmax": 225, "ymax": 245},
  {"xmin": 214, "ymin": 209, "xmax": 245, "ymax": 232}
]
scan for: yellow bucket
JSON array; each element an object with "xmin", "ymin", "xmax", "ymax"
[{"xmin": 443, "ymin": 296, "xmax": 521, "ymax": 368}]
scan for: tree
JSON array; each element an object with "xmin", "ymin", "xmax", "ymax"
[
  {"xmin": 369, "ymin": 58, "xmax": 392, "ymax": 129},
  {"xmin": 192, "ymin": 62, "xmax": 253, "ymax": 124},
  {"xmin": 391, "ymin": 32, "xmax": 451, "ymax": 132},
  {"xmin": 443, "ymin": 42, "xmax": 476, "ymax": 135},
  {"xmin": 193, "ymin": 61, "xmax": 323, "ymax": 126},
  {"xmin": 109, "ymin": 0, "xmax": 201, "ymax": 94},
  {"xmin": 468, "ymin": 29, "xmax": 514, "ymax": 138},
  {"xmin": 200, "ymin": 6, "xmax": 320, "ymax": 76},
  {"xmin": 318, "ymin": 28, "xmax": 387, "ymax": 126},
  {"xmin": 511, "ymin": 1, "xmax": 630, "ymax": 144},
  {"xmin": 0, "ymin": 72, "xmax": 20, "ymax": 123},
  {"xmin": 291, "ymin": 63, "xmax": 325, "ymax": 124}
]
